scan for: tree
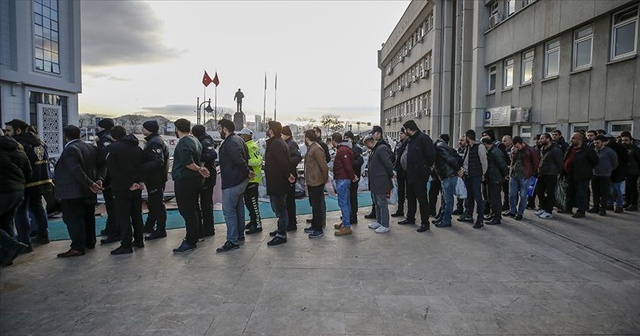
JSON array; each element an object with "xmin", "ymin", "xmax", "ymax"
[{"xmin": 320, "ymin": 114, "xmax": 344, "ymax": 134}]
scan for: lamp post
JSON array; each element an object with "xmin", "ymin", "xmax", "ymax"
[{"xmin": 196, "ymin": 97, "xmax": 214, "ymax": 128}]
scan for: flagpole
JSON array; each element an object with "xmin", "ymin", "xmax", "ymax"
[
  {"xmin": 274, "ymin": 72, "xmax": 277, "ymax": 121},
  {"xmin": 263, "ymin": 72, "xmax": 267, "ymax": 132},
  {"xmin": 214, "ymin": 84, "xmax": 218, "ymax": 125}
]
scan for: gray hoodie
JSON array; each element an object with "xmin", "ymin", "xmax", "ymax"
[{"xmin": 593, "ymin": 146, "xmax": 618, "ymax": 177}]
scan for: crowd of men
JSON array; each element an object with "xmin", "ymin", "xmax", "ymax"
[{"xmin": 1, "ymin": 116, "xmax": 639, "ymax": 264}]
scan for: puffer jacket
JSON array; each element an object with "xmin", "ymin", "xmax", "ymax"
[
  {"xmin": 510, "ymin": 143, "xmax": 539, "ymax": 179},
  {"xmin": 13, "ymin": 132, "xmax": 53, "ymax": 194},
  {"xmin": 434, "ymin": 140, "xmax": 461, "ymax": 179},
  {"xmin": 106, "ymin": 134, "xmax": 144, "ymax": 192},
  {"xmin": 333, "ymin": 141, "xmax": 356, "ymax": 181},
  {"xmin": 538, "ymin": 143, "xmax": 564, "ymax": 176},
  {"xmin": 245, "ymin": 139, "xmax": 263, "ymax": 184},
  {"xmin": 486, "ymin": 145, "xmax": 509, "ymax": 184},
  {"xmin": 142, "ymin": 133, "xmax": 169, "ymax": 187},
  {"xmin": 0, "ymin": 136, "xmax": 31, "ymax": 193}
]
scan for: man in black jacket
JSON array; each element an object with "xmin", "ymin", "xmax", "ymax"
[
  {"xmin": 96, "ymin": 118, "xmax": 119, "ymax": 244},
  {"xmin": 391, "ymin": 130, "xmax": 408, "ymax": 217},
  {"xmin": 55, "ymin": 125, "xmax": 103, "ymax": 258},
  {"xmin": 265, "ymin": 121, "xmax": 295, "ymax": 246},
  {"xmin": 107, "ymin": 126, "xmax": 145, "ymax": 255},
  {"xmin": 433, "ymin": 134, "xmax": 463, "ymax": 228},
  {"xmin": 400, "ymin": 120, "xmax": 436, "ymax": 232},
  {"xmin": 141, "ymin": 120, "xmax": 170, "ymax": 240},
  {"xmin": 459, "ymin": 130, "xmax": 488, "ymax": 228},
  {"xmin": 345, "ymin": 131, "xmax": 364, "ymax": 223},
  {"xmin": 534, "ymin": 133, "xmax": 564, "ymax": 219},
  {"xmin": 622, "ymin": 133, "xmax": 640, "ymax": 211},
  {"xmin": 192, "ymin": 125, "xmax": 218, "ymax": 238},
  {"xmin": 282, "ymin": 126, "xmax": 302, "ymax": 230},
  {"xmin": 561, "ymin": 132, "xmax": 599, "ymax": 218},
  {"xmin": 607, "ymin": 135, "xmax": 629, "ymax": 213},
  {"xmin": 481, "ymin": 137, "xmax": 509, "ymax": 226}
]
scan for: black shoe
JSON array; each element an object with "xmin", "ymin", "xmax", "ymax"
[
  {"xmin": 267, "ymin": 236, "xmax": 287, "ymax": 246},
  {"xmin": 502, "ymin": 204, "xmax": 510, "ymax": 211},
  {"xmin": 303, "ymin": 226, "xmax": 315, "ymax": 233},
  {"xmin": 391, "ymin": 211, "xmax": 404, "ymax": 217},
  {"xmin": 111, "ymin": 245, "xmax": 133, "ymax": 255},
  {"xmin": 398, "ymin": 219, "xmax": 415, "ymax": 225},
  {"xmin": 269, "ymin": 230, "xmax": 279, "ymax": 237},
  {"xmin": 514, "ymin": 214, "xmax": 523, "ymax": 221},
  {"xmin": 306, "ymin": 218, "xmax": 313, "ymax": 224},
  {"xmin": 350, "ymin": 218, "xmax": 358, "ymax": 225},
  {"xmin": 599, "ymin": 209, "xmax": 607, "ymax": 216},
  {"xmin": 473, "ymin": 222, "xmax": 484, "ymax": 229},
  {"xmin": 484, "ymin": 215, "xmax": 495, "ymax": 221},
  {"xmin": 485, "ymin": 219, "xmax": 501, "ymax": 225},
  {"xmin": 434, "ymin": 214, "xmax": 442, "ymax": 221},
  {"xmin": 452, "ymin": 209, "xmax": 463, "ymax": 216},
  {"xmin": 431, "ymin": 219, "xmax": 441, "ymax": 224},
  {"xmin": 587, "ymin": 207, "xmax": 599, "ymax": 214},
  {"xmin": 131, "ymin": 240, "xmax": 145, "ymax": 248},
  {"xmin": 572, "ymin": 211, "xmax": 585, "ymax": 218},
  {"xmin": 364, "ymin": 212, "xmax": 376, "ymax": 219},
  {"xmin": 216, "ymin": 241, "xmax": 239, "ymax": 253},
  {"xmin": 606, "ymin": 205, "xmax": 614, "ymax": 211},
  {"xmin": 238, "ymin": 236, "xmax": 245, "ymax": 241},
  {"xmin": 20, "ymin": 244, "xmax": 33, "ymax": 254},
  {"xmin": 245, "ymin": 222, "xmax": 256, "ymax": 230},
  {"xmin": 100, "ymin": 236, "xmax": 120, "ymax": 244},
  {"xmin": 417, "ymin": 224, "xmax": 430, "ymax": 232},
  {"xmin": 245, "ymin": 226, "xmax": 263, "ymax": 235},
  {"xmin": 143, "ymin": 227, "xmax": 154, "ymax": 234},
  {"xmin": 173, "ymin": 241, "xmax": 197, "ymax": 253},
  {"xmin": 435, "ymin": 222, "xmax": 452, "ymax": 228},
  {"xmin": 31, "ymin": 236, "xmax": 50, "ymax": 245},
  {"xmin": 458, "ymin": 216, "xmax": 473, "ymax": 223},
  {"xmin": 145, "ymin": 230, "xmax": 167, "ymax": 240},
  {"xmin": 614, "ymin": 207, "xmax": 624, "ymax": 213},
  {"xmin": 285, "ymin": 225, "xmax": 298, "ymax": 232},
  {"xmin": 502, "ymin": 212, "xmax": 515, "ymax": 217},
  {"xmin": 0, "ymin": 241, "xmax": 29, "ymax": 266}
]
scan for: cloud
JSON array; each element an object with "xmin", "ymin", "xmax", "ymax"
[
  {"xmin": 138, "ymin": 105, "xmax": 236, "ymax": 119},
  {"xmin": 81, "ymin": 1, "xmax": 181, "ymax": 67},
  {"xmin": 83, "ymin": 71, "xmax": 130, "ymax": 81}
]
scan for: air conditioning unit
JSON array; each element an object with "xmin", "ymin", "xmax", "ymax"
[
  {"xmin": 490, "ymin": 13, "xmax": 502, "ymax": 27},
  {"xmin": 511, "ymin": 107, "xmax": 530, "ymax": 123},
  {"xmin": 420, "ymin": 70, "xmax": 426, "ymax": 78}
]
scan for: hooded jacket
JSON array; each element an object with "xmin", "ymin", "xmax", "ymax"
[
  {"xmin": 509, "ymin": 143, "xmax": 539, "ymax": 179},
  {"xmin": 264, "ymin": 135, "xmax": 291, "ymax": 196},
  {"xmin": 434, "ymin": 140, "xmax": 461, "ymax": 179},
  {"xmin": 218, "ymin": 133, "xmax": 250, "ymax": 189},
  {"xmin": 142, "ymin": 133, "xmax": 169, "ymax": 188},
  {"xmin": 106, "ymin": 134, "xmax": 144, "ymax": 192},
  {"xmin": 13, "ymin": 132, "xmax": 53, "ymax": 193},
  {"xmin": 405, "ymin": 130, "xmax": 436, "ymax": 183},
  {"xmin": 538, "ymin": 142, "xmax": 564, "ymax": 176},
  {"xmin": 0, "ymin": 136, "xmax": 32, "ymax": 193},
  {"xmin": 486, "ymin": 144, "xmax": 509, "ymax": 184},
  {"xmin": 333, "ymin": 140, "xmax": 356, "ymax": 181},
  {"xmin": 196, "ymin": 132, "xmax": 218, "ymax": 188},
  {"xmin": 245, "ymin": 139, "xmax": 263, "ymax": 184}
]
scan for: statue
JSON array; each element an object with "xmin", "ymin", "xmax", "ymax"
[{"xmin": 234, "ymin": 88, "xmax": 244, "ymax": 112}]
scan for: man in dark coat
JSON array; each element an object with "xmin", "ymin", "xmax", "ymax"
[
  {"xmin": 560, "ymin": 132, "xmax": 599, "ymax": 218},
  {"xmin": 96, "ymin": 118, "xmax": 119, "ymax": 243},
  {"xmin": 534, "ymin": 133, "xmax": 564, "ymax": 219},
  {"xmin": 481, "ymin": 137, "xmax": 509, "ymax": 226},
  {"xmin": 192, "ymin": 125, "xmax": 218, "ymax": 238},
  {"xmin": 607, "ymin": 134, "xmax": 629, "ymax": 212},
  {"xmin": 106, "ymin": 126, "xmax": 145, "ymax": 255},
  {"xmin": 459, "ymin": 130, "xmax": 488, "ymax": 228},
  {"xmin": 392, "ymin": 130, "xmax": 409, "ymax": 217},
  {"xmin": 141, "ymin": 120, "xmax": 170, "ymax": 240},
  {"xmin": 433, "ymin": 134, "xmax": 463, "ymax": 228},
  {"xmin": 344, "ymin": 131, "xmax": 363, "ymax": 223},
  {"xmin": 265, "ymin": 121, "xmax": 295, "ymax": 246},
  {"xmin": 363, "ymin": 135, "xmax": 394, "ymax": 233},
  {"xmin": 622, "ymin": 133, "xmax": 640, "ymax": 211},
  {"xmin": 282, "ymin": 126, "xmax": 302, "ymax": 230},
  {"xmin": 55, "ymin": 125, "xmax": 103, "ymax": 258},
  {"xmin": 400, "ymin": 120, "xmax": 436, "ymax": 232}
]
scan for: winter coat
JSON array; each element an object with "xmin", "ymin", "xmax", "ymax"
[
  {"xmin": 96, "ymin": 129, "xmax": 114, "ymax": 185},
  {"xmin": 304, "ymin": 142, "xmax": 329, "ymax": 187},
  {"xmin": 434, "ymin": 140, "xmax": 461, "ymax": 179},
  {"xmin": 54, "ymin": 139, "xmax": 99, "ymax": 200},
  {"xmin": 626, "ymin": 144, "xmax": 640, "ymax": 176},
  {"xmin": 352, "ymin": 142, "xmax": 364, "ymax": 177},
  {"xmin": 171, "ymin": 135, "xmax": 203, "ymax": 182},
  {"xmin": 538, "ymin": 143, "xmax": 564, "ymax": 176},
  {"xmin": 404, "ymin": 130, "xmax": 436, "ymax": 183},
  {"xmin": 218, "ymin": 133, "xmax": 250, "ymax": 189},
  {"xmin": 486, "ymin": 145, "xmax": 509, "ymax": 184},
  {"xmin": 106, "ymin": 134, "xmax": 144, "ymax": 192},
  {"xmin": 609, "ymin": 141, "xmax": 629, "ymax": 183},
  {"xmin": 593, "ymin": 146, "xmax": 618, "ymax": 177},
  {"xmin": 13, "ymin": 132, "xmax": 53, "ymax": 194},
  {"xmin": 0, "ymin": 136, "xmax": 31, "ymax": 194},
  {"xmin": 561, "ymin": 144, "xmax": 599, "ymax": 180},
  {"xmin": 317, "ymin": 139, "xmax": 331, "ymax": 163},
  {"xmin": 368, "ymin": 140, "xmax": 394, "ymax": 195},
  {"xmin": 142, "ymin": 133, "xmax": 169, "ymax": 188},
  {"xmin": 196, "ymin": 133, "xmax": 218, "ymax": 188},
  {"xmin": 245, "ymin": 139, "xmax": 263, "ymax": 184},
  {"xmin": 264, "ymin": 136, "xmax": 291, "ymax": 196},
  {"xmin": 333, "ymin": 141, "xmax": 356, "ymax": 181},
  {"xmin": 285, "ymin": 137, "xmax": 303, "ymax": 177},
  {"xmin": 509, "ymin": 143, "xmax": 540, "ymax": 179}
]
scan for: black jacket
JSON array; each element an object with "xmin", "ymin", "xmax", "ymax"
[
  {"xmin": 142, "ymin": 133, "xmax": 169, "ymax": 188},
  {"xmin": 393, "ymin": 140, "xmax": 407, "ymax": 174},
  {"xmin": 626, "ymin": 144, "xmax": 640, "ymax": 176},
  {"xmin": 555, "ymin": 137, "xmax": 569, "ymax": 154},
  {"xmin": 218, "ymin": 133, "xmax": 250, "ymax": 190},
  {"xmin": 13, "ymin": 132, "xmax": 53, "ymax": 194},
  {"xmin": 486, "ymin": 145, "xmax": 509, "ymax": 184},
  {"xmin": 265, "ymin": 136, "xmax": 291, "ymax": 196},
  {"xmin": 434, "ymin": 140, "xmax": 461, "ymax": 179},
  {"xmin": 609, "ymin": 141, "xmax": 629, "ymax": 183},
  {"xmin": 405, "ymin": 130, "xmax": 436, "ymax": 183},
  {"xmin": 0, "ymin": 136, "xmax": 31, "ymax": 194},
  {"xmin": 285, "ymin": 137, "xmax": 302, "ymax": 177},
  {"xmin": 561, "ymin": 144, "xmax": 599, "ymax": 180},
  {"xmin": 352, "ymin": 142, "xmax": 364, "ymax": 177},
  {"xmin": 96, "ymin": 129, "xmax": 114, "ymax": 185},
  {"xmin": 106, "ymin": 134, "xmax": 144, "ymax": 192},
  {"xmin": 317, "ymin": 139, "xmax": 331, "ymax": 163},
  {"xmin": 54, "ymin": 139, "xmax": 100, "ymax": 200},
  {"xmin": 538, "ymin": 143, "xmax": 564, "ymax": 176},
  {"xmin": 196, "ymin": 133, "xmax": 218, "ymax": 188}
]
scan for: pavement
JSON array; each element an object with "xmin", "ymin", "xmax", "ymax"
[{"xmin": 1, "ymin": 206, "xmax": 639, "ymax": 335}]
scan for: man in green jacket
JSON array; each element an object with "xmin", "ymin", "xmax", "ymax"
[{"xmin": 240, "ymin": 128, "xmax": 264, "ymax": 234}]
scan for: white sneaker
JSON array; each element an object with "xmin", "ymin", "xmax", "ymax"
[
  {"xmin": 538, "ymin": 211, "xmax": 553, "ymax": 219},
  {"xmin": 375, "ymin": 226, "xmax": 390, "ymax": 233},
  {"xmin": 534, "ymin": 209, "xmax": 545, "ymax": 216},
  {"xmin": 368, "ymin": 221, "xmax": 381, "ymax": 229}
]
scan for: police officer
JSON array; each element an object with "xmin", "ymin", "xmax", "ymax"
[
  {"xmin": 96, "ymin": 118, "xmax": 119, "ymax": 244},
  {"xmin": 192, "ymin": 125, "xmax": 218, "ymax": 238},
  {"xmin": 239, "ymin": 128, "xmax": 264, "ymax": 235},
  {"xmin": 141, "ymin": 120, "xmax": 170, "ymax": 240}
]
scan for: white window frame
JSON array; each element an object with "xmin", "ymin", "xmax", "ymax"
[
  {"xmin": 520, "ymin": 126, "xmax": 532, "ymax": 145},
  {"xmin": 506, "ymin": 0, "xmax": 516, "ymax": 16},
  {"xmin": 607, "ymin": 121, "xmax": 634, "ymax": 136},
  {"xmin": 521, "ymin": 50, "xmax": 534, "ymax": 84},
  {"xmin": 488, "ymin": 65, "xmax": 497, "ymax": 92},
  {"xmin": 490, "ymin": 1, "xmax": 499, "ymax": 16},
  {"xmin": 503, "ymin": 58, "xmax": 514, "ymax": 88},
  {"xmin": 611, "ymin": 6, "xmax": 638, "ymax": 60},
  {"xmin": 571, "ymin": 123, "xmax": 589, "ymax": 134},
  {"xmin": 543, "ymin": 124, "xmax": 557, "ymax": 134},
  {"xmin": 573, "ymin": 26, "xmax": 593, "ymax": 70},
  {"xmin": 544, "ymin": 40, "xmax": 560, "ymax": 78}
]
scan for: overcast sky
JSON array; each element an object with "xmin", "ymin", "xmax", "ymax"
[{"xmin": 80, "ymin": 1, "xmax": 410, "ymax": 125}]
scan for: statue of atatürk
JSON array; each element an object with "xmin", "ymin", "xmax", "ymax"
[{"xmin": 234, "ymin": 88, "xmax": 244, "ymax": 112}]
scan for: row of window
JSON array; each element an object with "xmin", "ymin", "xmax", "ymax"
[
  {"xmin": 488, "ymin": 6, "xmax": 638, "ymax": 92},
  {"xmin": 383, "ymin": 91, "xmax": 432, "ymax": 124},
  {"xmin": 385, "ymin": 14, "xmax": 434, "ymax": 76},
  {"xmin": 489, "ymin": 0, "xmax": 536, "ymax": 28},
  {"xmin": 33, "ymin": 0, "xmax": 60, "ymax": 74},
  {"xmin": 385, "ymin": 53, "xmax": 433, "ymax": 98}
]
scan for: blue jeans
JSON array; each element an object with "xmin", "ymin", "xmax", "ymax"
[
  {"xmin": 222, "ymin": 179, "xmax": 248, "ymax": 244},
  {"xmin": 373, "ymin": 193, "xmax": 389, "ymax": 228},
  {"xmin": 610, "ymin": 182, "xmax": 624, "ymax": 208},
  {"xmin": 15, "ymin": 193, "xmax": 48, "ymax": 243},
  {"xmin": 464, "ymin": 175, "xmax": 484, "ymax": 221},
  {"xmin": 441, "ymin": 177, "xmax": 457, "ymax": 224},
  {"xmin": 269, "ymin": 194, "xmax": 288, "ymax": 237},
  {"xmin": 335, "ymin": 179, "xmax": 351, "ymax": 227},
  {"xmin": 509, "ymin": 177, "xmax": 530, "ymax": 216}
]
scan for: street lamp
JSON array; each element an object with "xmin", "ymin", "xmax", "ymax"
[{"xmin": 196, "ymin": 97, "xmax": 214, "ymax": 127}]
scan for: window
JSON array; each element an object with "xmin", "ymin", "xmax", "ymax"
[
  {"xmin": 426, "ymin": 91, "xmax": 432, "ymax": 115},
  {"xmin": 33, "ymin": 0, "xmax": 60, "ymax": 74},
  {"xmin": 571, "ymin": 123, "xmax": 589, "ymax": 133},
  {"xmin": 573, "ymin": 26, "xmax": 593, "ymax": 69},
  {"xmin": 504, "ymin": 58, "xmax": 514, "ymax": 88},
  {"xmin": 608, "ymin": 121, "xmax": 633, "ymax": 136},
  {"xmin": 506, "ymin": 0, "xmax": 516, "ymax": 16},
  {"xmin": 520, "ymin": 126, "xmax": 532, "ymax": 145},
  {"xmin": 488, "ymin": 65, "xmax": 497, "ymax": 92},
  {"xmin": 521, "ymin": 50, "xmax": 534, "ymax": 84},
  {"xmin": 490, "ymin": 1, "xmax": 499, "ymax": 15},
  {"xmin": 544, "ymin": 40, "xmax": 560, "ymax": 78},
  {"xmin": 611, "ymin": 7, "xmax": 638, "ymax": 60},
  {"xmin": 543, "ymin": 125, "xmax": 557, "ymax": 133}
]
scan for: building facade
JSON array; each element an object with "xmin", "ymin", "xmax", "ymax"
[
  {"xmin": 380, "ymin": 0, "xmax": 640, "ymax": 143},
  {"xmin": 0, "ymin": 0, "xmax": 81, "ymax": 157}
]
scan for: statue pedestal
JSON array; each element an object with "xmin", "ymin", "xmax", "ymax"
[{"xmin": 233, "ymin": 112, "xmax": 245, "ymax": 131}]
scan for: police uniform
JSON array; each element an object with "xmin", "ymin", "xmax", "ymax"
[{"xmin": 142, "ymin": 126, "xmax": 169, "ymax": 239}]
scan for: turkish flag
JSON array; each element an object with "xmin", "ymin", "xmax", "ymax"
[
  {"xmin": 202, "ymin": 71, "xmax": 212, "ymax": 87},
  {"xmin": 212, "ymin": 72, "xmax": 220, "ymax": 87}
]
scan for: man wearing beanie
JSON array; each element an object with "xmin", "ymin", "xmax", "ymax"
[
  {"xmin": 191, "ymin": 124, "xmax": 218, "ymax": 238},
  {"xmin": 141, "ymin": 120, "xmax": 170, "ymax": 240},
  {"xmin": 281, "ymin": 125, "xmax": 302, "ymax": 231},
  {"xmin": 265, "ymin": 121, "xmax": 295, "ymax": 246},
  {"xmin": 433, "ymin": 134, "xmax": 463, "ymax": 228},
  {"xmin": 96, "ymin": 118, "xmax": 119, "ymax": 244}
]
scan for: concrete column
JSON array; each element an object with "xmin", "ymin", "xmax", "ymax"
[
  {"xmin": 468, "ymin": 0, "xmax": 488, "ymax": 133},
  {"xmin": 438, "ymin": 0, "xmax": 455, "ymax": 138}
]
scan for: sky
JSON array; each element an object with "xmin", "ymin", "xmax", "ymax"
[{"xmin": 79, "ymin": 0, "xmax": 410, "ymax": 125}]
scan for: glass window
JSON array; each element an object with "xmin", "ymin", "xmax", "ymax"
[
  {"xmin": 488, "ymin": 65, "xmax": 497, "ymax": 92},
  {"xmin": 521, "ymin": 50, "xmax": 534, "ymax": 84},
  {"xmin": 490, "ymin": 1, "xmax": 499, "ymax": 15},
  {"xmin": 544, "ymin": 40, "xmax": 560, "ymax": 78},
  {"xmin": 611, "ymin": 7, "xmax": 638, "ymax": 60},
  {"xmin": 506, "ymin": 0, "xmax": 515, "ymax": 16},
  {"xmin": 504, "ymin": 58, "xmax": 514, "ymax": 88},
  {"xmin": 573, "ymin": 26, "xmax": 593, "ymax": 69},
  {"xmin": 32, "ymin": 0, "xmax": 60, "ymax": 74}
]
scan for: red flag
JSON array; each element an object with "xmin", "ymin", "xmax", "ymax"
[
  {"xmin": 212, "ymin": 72, "xmax": 220, "ymax": 87},
  {"xmin": 202, "ymin": 70, "xmax": 212, "ymax": 87}
]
